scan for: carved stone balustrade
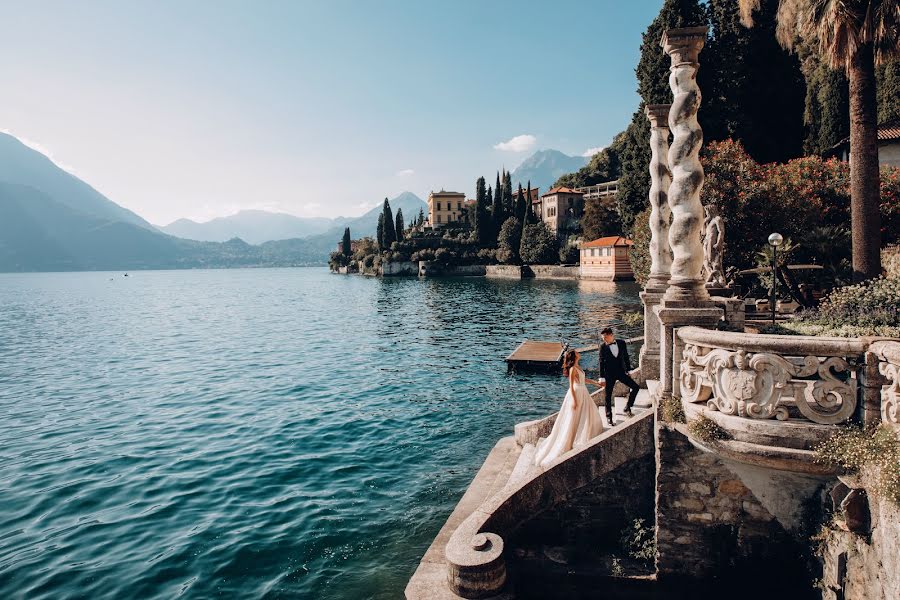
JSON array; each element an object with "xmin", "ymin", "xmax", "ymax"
[
  {"xmin": 870, "ymin": 340, "xmax": 900, "ymax": 433},
  {"xmin": 678, "ymin": 327, "xmax": 866, "ymax": 425}
]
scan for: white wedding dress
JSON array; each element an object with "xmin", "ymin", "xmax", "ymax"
[{"xmin": 533, "ymin": 367, "xmax": 604, "ymax": 468}]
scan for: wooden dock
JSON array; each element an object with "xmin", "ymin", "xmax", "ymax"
[{"xmin": 505, "ymin": 340, "xmax": 567, "ymax": 373}]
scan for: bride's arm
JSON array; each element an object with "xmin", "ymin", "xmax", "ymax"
[{"xmin": 569, "ymin": 369, "xmax": 578, "ymax": 411}]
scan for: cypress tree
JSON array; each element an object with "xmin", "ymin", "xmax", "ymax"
[
  {"xmin": 342, "ymin": 227, "xmax": 352, "ymax": 257},
  {"xmin": 395, "ymin": 208, "xmax": 404, "ymax": 242},
  {"xmin": 503, "ymin": 170, "xmax": 514, "ymax": 217},
  {"xmin": 491, "ymin": 174, "xmax": 503, "ymax": 239},
  {"xmin": 376, "ymin": 213, "xmax": 385, "ymax": 251},
  {"xmin": 525, "ymin": 181, "xmax": 534, "ymax": 224},
  {"xmin": 418, "ymin": 208, "xmax": 425, "ymax": 226},
  {"xmin": 382, "ymin": 198, "xmax": 396, "ymax": 247},
  {"xmin": 474, "ymin": 176, "xmax": 490, "ymax": 245},
  {"xmin": 515, "ymin": 183, "xmax": 526, "ymax": 222}
]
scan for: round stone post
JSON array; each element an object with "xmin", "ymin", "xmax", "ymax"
[
  {"xmin": 639, "ymin": 104, "xmax": 673, "ymax": 381},
  {"xmin": 661, "ymin": 26, "xmax": 710, "ymax": 304},
  {"xmin": 646, "ymin": 104, "xmax": 673, "ymax": 291}
]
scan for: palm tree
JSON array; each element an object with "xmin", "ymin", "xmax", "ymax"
[{"xmin": 740, "ymin": 0, "xmax": 899, "ymax": 281}]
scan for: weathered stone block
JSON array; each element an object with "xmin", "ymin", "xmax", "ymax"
[{"xmin": 717, "ymin": 479, "xmax": 749, "ymax": 497}]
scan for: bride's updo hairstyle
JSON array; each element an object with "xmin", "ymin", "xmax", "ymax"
[{"xmin": 562, "ymin": 350, "xmax": 578, "ymax": 377}]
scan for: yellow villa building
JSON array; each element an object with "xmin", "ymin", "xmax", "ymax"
[{"xmin": 427, "ymin": 190, "xmax": 467, "ymax": 228}]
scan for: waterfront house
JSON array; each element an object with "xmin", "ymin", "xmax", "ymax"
[
  {"xmin": 539, "ymin": 187, "xmax": 583, "ymax": 238},
  {"xmin": 427, "ymin": 190, "xmax": 467, "ymax": 228},
  {"xmin": 579, "ymin": 235, "xmax": 634, "ymax": 280}
]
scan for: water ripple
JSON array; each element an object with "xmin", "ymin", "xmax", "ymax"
[{"xmin": 0, "ymin": 268, "xmax": 640, "ymax": 599}]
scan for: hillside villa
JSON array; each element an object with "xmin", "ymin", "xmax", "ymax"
[
  {"xmin": 538, "ymin": 187, "xmax": 584, "ymax": 238},
  {"xmin": 426, "ymin": 190, "xmax": 467, "ymax": 228},
  {"xmin": 579, "ymin": 235, "xmax": 634, "ymax": 280}
]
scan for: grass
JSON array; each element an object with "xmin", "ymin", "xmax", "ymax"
[
  {"xmin": 814, "ymin": 424, "xmax": 900, "ymax": 506},
  {"xmin": 687, "ymin": 414, "xmax": 729, "ymax": 443}
]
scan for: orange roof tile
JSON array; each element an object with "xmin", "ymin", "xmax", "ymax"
[
  {"xmin": 541, "ymin": 186, "xmax": 584, "ymax": 197},
  {"xmin": 580, "ymin": 236, "xmax": 633, "ymax": 248}
]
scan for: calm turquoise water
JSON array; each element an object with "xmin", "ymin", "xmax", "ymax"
[{"xmin": 0, "ymin": 268, "xmax": 641, "ymax": 599}]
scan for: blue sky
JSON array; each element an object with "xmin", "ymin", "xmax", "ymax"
[{"xmin": 0, "ymin": 1, "xmax": 663, "ymax": 225}]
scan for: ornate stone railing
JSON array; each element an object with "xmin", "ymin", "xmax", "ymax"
[
  {"xmin": 678, "ymin": 327, "xmax": 867, "ymax": 426},
  {"xmin": 870, "ymin": 340, "xmax": 900, "ymax": 432}
]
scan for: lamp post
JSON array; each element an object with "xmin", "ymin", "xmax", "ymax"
[{"xmin": 768, "ymin": 233, "xmax": 783, "ymax": 326}]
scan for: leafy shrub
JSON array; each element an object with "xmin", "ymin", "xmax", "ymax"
[
  {"xmin": 814, "ymin": 425, "xmax": 900, "ymax": 505},
  {"xmin": 622, "ymin": 311, "xmax": 644, "ymax": 328},
  {"xmin": 660, "ymin": 396, "xmax": 686, "ymax": 424},
  {"xmin": 688, "ymin": 415, "xmax": 729, "ymax": 443},
  {"xmin": 559, "ymin": 243, "xmax": 579, "ymax": 264},
  {"xmin": 776, "ymin": 276, "xmax": 900, "ymax": 337},
  {"xmin": 629, "ymin": 140, "xmax": 900, "ymax": 287},
  {"xmin": 619, "ymin": 518, "xmax": 655, "ymax": 563},
  {"xmin": 629, "ymin": 208, "xmax": 651, "ymax": 285},
  {"xmin": 477, "ymin": 248, "xmax": 498, "ymax": 264},
  {"xmin": 498, "ymin": 217, "xmax": 522, "ymax": 264},
  {"xmin": 410, "ymin": 249, "xmax": 435, "ymax": 262},
  {"xmin": 884, "ymin": 246, "xmax": 900, "ymax": 279},
  {"xmin": 434, "ymin": 247, "xmax": 455, "ymax": 265},
  {"xmin": 519, "ymin": 223, "xmax": 558, "ymax": 264}
]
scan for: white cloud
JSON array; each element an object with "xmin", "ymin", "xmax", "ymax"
[
  {"xmin": 494, "ymin": 134, "xmax": 537, "ymax": 153},
  {"xmin": 582, "ymin": 146, "xmax": 605, "ymax": 157},
  {"xmin": 396, "ymin": 169, "xmax": 415, "ymax": 177}
]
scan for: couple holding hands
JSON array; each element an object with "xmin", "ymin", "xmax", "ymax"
[{"xmin": 533, "ymin": 327, "xmax": 640, "ymax": 468}]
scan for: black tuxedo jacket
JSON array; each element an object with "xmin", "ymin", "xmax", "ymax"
[{"xmin": 599, "ymin": 339, "xmax": 631, "ymax": 379}]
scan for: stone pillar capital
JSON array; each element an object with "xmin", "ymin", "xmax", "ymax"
[
  {"xmin": 660, "ymin": 26, "xmax": 708, "ymax": 67},
  {"xmin": 645, "ymin": 104, "xmax": 671, "ymax": 129}
]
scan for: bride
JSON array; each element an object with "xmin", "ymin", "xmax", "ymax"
[{"xmin": 533, "ymin": 349, "xmax": 605, "ymax": 468}]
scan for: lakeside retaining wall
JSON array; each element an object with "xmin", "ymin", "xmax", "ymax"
[
  {"xmin": 381, "ymin": 261, "xmax": 418, "ymax": 276},
  {"xmin": 418, "ymin": 261, "xmax": 487, "ymax": 277},
  {"xmin": 525, "ymin": 265, "xmax": 579, "ymax": 280}
]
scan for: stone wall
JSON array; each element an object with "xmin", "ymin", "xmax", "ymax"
[
  {"xmin": 655, "ymin": 423, "xmax": 823, "ymax": 595},
  {"xmin": 820, "ymin": 477, "xmax": 900, "ymax": 600},
  {"xmin": 505, "ymin": 454, "xmax": 656, "ymax": 595},
  {"xmin": 525, "ymin": 265, "xmax": 579, "ymax": 280},
  {"xmin": 484, "ymin": 265, "xmax": 524, "ymax": 279},
  {"xmin": 418, "ymin": 261, "xmax": 487, "ymax": 277},
  {"xmin": 381, "ymin": 260, "xmax": 418, "ymax": 276}
]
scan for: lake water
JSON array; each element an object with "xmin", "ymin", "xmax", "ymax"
[{"xmin": 0, "ymin": 268, "xmax": 641, "ymax": 599}]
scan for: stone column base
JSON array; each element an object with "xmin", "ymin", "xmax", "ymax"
[
  {"xmin": 639, "ymin": 287, "xmax": 667, "ymax": 381},
  {"xmin": 655, "ymin": 301, "xmax": 722, "ymax": 401}
]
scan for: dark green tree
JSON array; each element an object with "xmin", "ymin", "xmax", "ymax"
[
  {"xmin": 701, "ymin": 0, "xmax": 805, "ymax": 163},
  {"xmin": 519, "ymin": 222, "xmax": 559, "ymax": 264},
  {"xmin": 418, "ymin": 208, "xmax": 425, "ymax": 226},
  {"xmin": 515, "ymin": 183, "xmax": 526, "ymax": 222},
  {"xmin": 615, "ymin": 0, "xmax": 706, "ymax": 234},
  {"xmin": 341, "ymin": 227, "xmax": 352, "ymax": 257},
  {"xmin": 498, "ymin": 217, "xmax": 522, "ymax": 263},
  {"xmin": 376, "ymin": 213, "xmax": 385, "ymax": 251},
  {"xmin": 503, "ymin": 170, "xmax": 514, "ymax": 217},
  {"xmin": 381, "ymin": 198, "xmax": 396, "ymax": 247},
  {"xmin": 395, "ymin": 208, "xmax": 404, "ymax": 242},
  {"xmin": 474, "ymin": 176, "xmax": 490, "ymax": 245},
  {"xmin": 490, "ymin": 180, "xmax": 503, "ymax": 241}
]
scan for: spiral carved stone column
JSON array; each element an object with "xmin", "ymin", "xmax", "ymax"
[
  {"xmin": 662, "ymin": 26, "xmax": 710, "ymax": 305},
  {"xmin": 654, "ymin": 27, "xmax": 721, "ymax": 402},
  {"xmin": 639, "ymin": 104, "xmax": 673, "ymax": 381}
]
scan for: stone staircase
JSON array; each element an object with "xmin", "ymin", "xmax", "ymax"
[{"xmin": 406, "ymin": 388, "xmax": 657, "ymax": 600}]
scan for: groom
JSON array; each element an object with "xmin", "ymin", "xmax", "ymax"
[{"xmin": 599, "ymin": 326, "xmax": 640, "ymax": 424}]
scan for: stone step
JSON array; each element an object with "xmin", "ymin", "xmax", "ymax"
[{"xmin": 506, "ymin": 442, "xmax": 538, "ymax": 489}]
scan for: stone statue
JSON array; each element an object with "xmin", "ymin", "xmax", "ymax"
[{"xmin": 702, "ymin": 204, "xmax": 726, "ymax": 288}]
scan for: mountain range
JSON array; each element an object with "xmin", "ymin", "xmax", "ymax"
[
  {"xmin": 509, "ymin": 149, "xmax": 588, "ymax": 193},
  {"xmin": 0, "ymin": 131, "xmax": 426, "ymax": 272},
  {"xmin": 160, "ymin": 192, "xmax": 426, "ymax": 245}
]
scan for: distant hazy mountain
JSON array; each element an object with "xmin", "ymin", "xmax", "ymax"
[
  {"xmin": 0, "ymin": 132, "xmax": 428, "ymax": 271},
  {"xmin": 0, "ymin": 132, "xmax": 154, "ymax": 230},
  {"xmin": 509, "ymin": 149, "xmax": 588, "ymax": 193},
  {"xmin": 161, "ymin": 210, "xmax": 336, "ymax": 244},
  {"xmin": 160, "ymin": 192, "xmax": 427, "ymax": 245}
]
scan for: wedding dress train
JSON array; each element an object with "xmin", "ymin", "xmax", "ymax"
[{"xmin": 533, "ymin": 368, "xmax": 604, "ymax": 468}]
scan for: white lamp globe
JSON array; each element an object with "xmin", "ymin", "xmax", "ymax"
[{"xmin": 768, "ymin": 233, "xmax": 784, "ymax": 247}]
